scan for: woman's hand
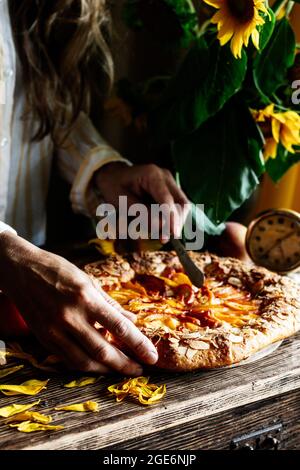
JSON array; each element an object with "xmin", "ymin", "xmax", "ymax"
[
  {"xmin": 0, "ymin": 232, "xmax": 158, "ymax": 375},
  {"xmin": 95, "ymin": 163, "xmax": 190, "ymax": 238}
]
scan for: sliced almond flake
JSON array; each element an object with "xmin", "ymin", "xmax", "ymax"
[
  {"xmin": 177, "ymin": 346, "xmax": 188, "ymax": 356},
  {"xmin": 185, "ymin": 348, "xmax": 198, "ymax": 360},
  {"xmin": 228, "ymin": 277, "xmax": 242, "ymax": 287},
  {"xmin": 188, "ymin": 340, "xmax": 210, "ymax": 350},
  {"xmin": 181, "ymin": 331, "xmax": 203, "ymax": 340},
  {"xmin": 168, "ymin": 337, "xmax": 179, "ymax": 344},
  {"xmin": 121, "ymin": 261, "xmax": 131, "ymax": 270},
  {"xmin": 228, "ymin": 334, "xmax": 244, "ymax": 344}
]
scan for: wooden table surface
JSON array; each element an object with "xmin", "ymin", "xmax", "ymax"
[
  {"xmin": 0, "ymin": 332, "xmax": 299, "ymax": 450},
  {"xmin": 1, "ymin": 247, "xmax": 299, "ymax": 450}
]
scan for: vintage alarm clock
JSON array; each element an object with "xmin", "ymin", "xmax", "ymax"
[{"xmin": 246, "ymin": 209, "xmax": 300, "ymax": 274}]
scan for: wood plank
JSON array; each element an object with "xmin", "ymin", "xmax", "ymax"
[
  {"xmin": 111, "ymin": 389, "xmax": 300, "ymax": 450},
  {"xmin": 0, "ymin": 333, "xmax": 299, "ymax": 450}
]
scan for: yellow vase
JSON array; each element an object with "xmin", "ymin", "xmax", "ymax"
[
  {"xmin": 253, "ymin": 7, "xmax": 300, "ymax": 217},
  {"xmin": 255, "ymin": 166, "xmax": 300, "ymax": 215}
]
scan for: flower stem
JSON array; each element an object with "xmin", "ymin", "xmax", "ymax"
[{"xmin": 186, "ymin": 0, "xmax": 196, "ymax": 14}]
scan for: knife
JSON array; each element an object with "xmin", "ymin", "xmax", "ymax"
[{"xmin": 170, "ymin": 235, "xmax": 205, "ymax": 288}]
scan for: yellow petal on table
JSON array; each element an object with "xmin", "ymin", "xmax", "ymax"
[
  {"xmin": 0, "ymin": 379, "xmax": 49, "ymax": 396},
  {"xmin": 10, "ymin": 421, "xmax": 64, "ymax": 433},
  {"xmin": 0, "ymin": 400, "xmax": 40, "ymax": 418},
  {"xmin": 138, "ymin": 384, "xmax": 167, "ymax": 405},
  {"xmin": 6, "ymin": 411, "xmax": 52, "ymax": 424},
  {"xmin": 0, "ymin": 365, "xmax": 24, "ymax": 379},
  {"xmin": 64, "ymin": 377, "xmax": 99, "ymax": 388},
  {"xmin": 55, "ymin": 401, "xmax": 99, "ymax": 413},
  {"xmin": 108, "ymin": 377, "xmax": 166, "ymax": 406}
]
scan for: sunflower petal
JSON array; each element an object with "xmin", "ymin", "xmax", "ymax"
[
  {"xmin": 10, "ymin": 421, "xmax": 64, "ymax": 433},
  {"xmin": 231, "ymin": 31, "xmax": 244, "ymax": 59},
  {"xmin": 64, "ymin": 377, "xmax": 99, "ymax": 388},
  {"xmin": 55, "ymin": 401, "xmax": 99, "ymax": 412},
  {"xmin": 207, "ymin": 0, "xmax": 266, "ymax": 57},
  {"xmin": 264, "ymin": 138, "xmax": 278, "ymax": 159},
  {"xmin": 0, "ymin": 365, "xmax": 24, "ymax": 379},
  {"xmin": 0, "ymin": 379, "xmax": 49, "ymax": 396},
  {"xmin": 108, "ymin": 377, "xmax": 166, "ymax": 406},
  {"xmin": 251, "ymin": 28, "xmax": 260, "ymax": 50},
  {"xmin": 203, "ymin": 0, "xmax": 221, "ymax": 8},
  {"xmin": 6, "ymin": 411, "xmax": 52, "ymax": 424},
  {"xmin": 0, "ymin": 401, "xmax": 40, "ymax": 418},
  {"xmin": 271, "ymin": 118, "xmax": 281, "ymax": 143}
]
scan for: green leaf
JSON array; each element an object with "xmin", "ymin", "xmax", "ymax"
[
  {"xmin": 258, "ymin": 8, "xmax": 276, "ymax": 51},
  {"xmin": 175, "ymin": 173, "xmax": 226, "ymax": 236},
  {"xmin": 253, "ymin": 19, "xmax": 296, "ymax": 99},
  {"xmin": 172, "ymin": 99, "xmax": 264, "ymax": 226},
  {"xmin": 152, "ymin": 37, "xmax": 247, "ymax": 141},
  {"xmin": 266, "ymin": 145, "xmax": 300, "ymax": 183}
]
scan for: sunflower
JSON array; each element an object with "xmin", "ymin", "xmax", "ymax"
[
  {"xmin": 204, "ymin": 0, "xmax": 269, "ymax": 59},
  {"xmin": 251, "ymin": 104, "xmax": 300, "ymax": 160}
]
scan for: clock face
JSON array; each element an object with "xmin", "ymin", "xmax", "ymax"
[{"xmin": 246, "ymin": 210, "xmax": 300, "ymax": 273}]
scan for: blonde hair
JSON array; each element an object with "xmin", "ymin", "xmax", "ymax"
[{"xmin": 9, "ymin": 0, "xmax": 113, "ymax": 142}]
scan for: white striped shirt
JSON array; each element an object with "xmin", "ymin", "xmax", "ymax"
[{"xmin": 0, "ymin": 0, "xmax": 129, "ymax": 245}]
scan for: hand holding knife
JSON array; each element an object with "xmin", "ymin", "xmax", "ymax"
[{"xmin": 169, "ymin": 235, "xmax": 205, "ymax": 288}]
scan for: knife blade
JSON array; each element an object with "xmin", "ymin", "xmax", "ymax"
[{"xmin": 170, "ymin": 235, "xmax": 205, "ymax": 288}]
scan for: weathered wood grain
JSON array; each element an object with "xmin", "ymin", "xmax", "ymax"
[
  {"xmin": 111, "ymin": 390, "xmax": 300, "ymax": 450},
  {"xmin": 0, "ymin": 334, "xmax": 299, "ymax": 450}
]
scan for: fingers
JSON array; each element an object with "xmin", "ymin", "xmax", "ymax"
[
  {"xmin": 41, "ymin": 329, "xmax": 111, "ymax": 374},
  {"xmin": 165, "ymin": 171, "xmax": 190, "ymax": 208},
  {"xmin": 142, "ymin": 170, "xmax": 180, "ymax": 238},
  {"xmin": 141, "ymin": 166, "xmax": 189, "ymax": 238},
  {"xmin": 100, "ymin": 288, "xmax": 136, "ymax": 323},
  {"xmin": 165, "ymin": 172, "xmax": 191, "ymax": 236},
  {"xmin": 89, "ymin": 294, "xmax": 158, "ymax": 365},
  {"xmin": 69, "ymin": 321, "xmax": 144, "ymax": 376}
]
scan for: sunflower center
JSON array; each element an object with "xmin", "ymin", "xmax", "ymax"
[{"xmin": 227, "ymin": 0, "xmax": 255, "ymax": 23}]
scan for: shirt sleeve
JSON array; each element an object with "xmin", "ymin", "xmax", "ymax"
[{"xmin": 56, "ymin": 112, "xmax": 132, "ymax": 217}]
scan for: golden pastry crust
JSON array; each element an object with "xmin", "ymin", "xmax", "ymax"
[{"xmin": 84, "ymin": 252, "xmax": 300, "ymax": 371}]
